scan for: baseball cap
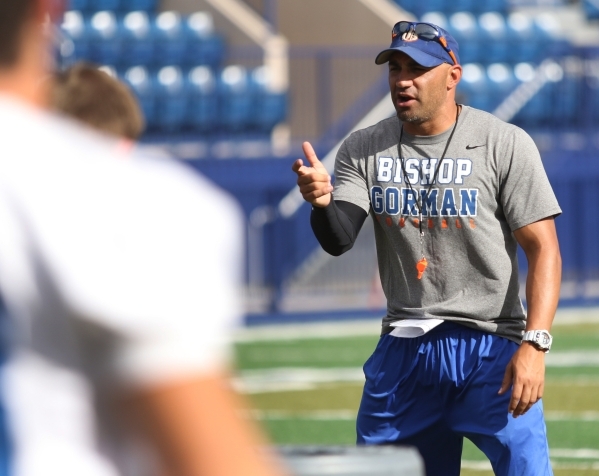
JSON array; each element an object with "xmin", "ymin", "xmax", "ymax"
[{"xmin": 375, "ymin": 21, "xmax": 460, "ymax": 67}]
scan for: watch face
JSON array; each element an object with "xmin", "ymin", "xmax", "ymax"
[{"xmin": 539, "ymin": 333, "xmax": 551, "ymax": 346}]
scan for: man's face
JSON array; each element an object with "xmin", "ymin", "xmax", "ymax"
[{"xmin": 388, "ymin": 51, "xmax": 452, "ymax": 125}]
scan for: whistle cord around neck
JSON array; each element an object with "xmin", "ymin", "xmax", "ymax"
[{"xmin": 398, "ymin": 104, "xmax": 460, "ymax": 236}]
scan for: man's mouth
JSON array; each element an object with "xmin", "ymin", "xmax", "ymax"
[{"xmin": 396, "ymin": 94, "xmax": 416, "ymax": 107}]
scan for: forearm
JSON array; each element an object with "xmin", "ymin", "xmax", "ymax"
[
  {"xmin": 513, "ymin": 217, "xmax": 562, "ymax": 332},
  {"xmin": 123, "ymin": 372, "xmax": 287, "ymax": 476},
  {"xmin": 524, "ymin": 240, "xmax": 562, "ymax": 332},
  {"xmin": 310, "ymin": 200, "xmax": 368, "ymax": 256}
]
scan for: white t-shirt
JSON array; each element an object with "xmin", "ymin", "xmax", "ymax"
[{"xmin": 0, "ymin": 96, "xmax": 243, "ymax": 476}]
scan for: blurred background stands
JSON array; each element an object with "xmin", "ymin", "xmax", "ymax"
[{"xmin": 54, "ymin": 0, "xmax": 599, "ymax": 317}]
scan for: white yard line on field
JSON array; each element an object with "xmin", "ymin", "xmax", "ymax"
[
  {"xmin": 249, "ymin": 409, "xmax": 599, "ymax": 423},
  {"xmin": 234, "ymin": 351, "xmax": 599, "ymax": 393},
  {"xmin": 545, "ymin": 351, "xmax": 599, "ymax": 366},
  {"xmin": 232, "ymin": 367, "xmax": 365, "ymax": 393},
  {"xmin": 251, "ymin": 409, "xmax": 357, "ymax": 420},
  {"xmin": 236, "ymin": 307, "xmax": 599, "ymax": 342},
  {"xmin": 545, "ymin": 411, "xmax": 599, "ymax": 421},
  {"xmin": 463, "ymin": 460, "xmax": 599, "ymax": 471},
  {"xmin": 234, "ymin": 319, "xmax": 381, "ymax": 342}
]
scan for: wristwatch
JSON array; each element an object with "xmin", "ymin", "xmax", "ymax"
[{"xmin": 522, "ymin": 330, "xmax": 553, "ymax": 353}]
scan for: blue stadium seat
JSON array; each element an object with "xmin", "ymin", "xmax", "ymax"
[
  {"xmin": 88, "ymin": 11, "xmax": 121, "ymax": 65},
  {"xmin": 419, "ymin": 12, "xmax": 448, "ymax": 30},
  {"xmin": 61, "ymin": 11, "xmax": 91, "ymax": 62},
  {"xmin": 67, "ymin": 0, "xmax": 89, "ymax": 11},
  {"xmin": 449, "ymin": 12, "xmax": 480, "ymax": 63},
  {"xmin": 457, "ymin": 63, "xmax": 493, "ymax": 111},
  {"xmin": 533, "ymin": 13, "xmax": 558, "ymax": 41},
  {"xmin": 69, "ymin": 0, "xmax": 157, "ymax": 13},
  {"xmin": 584, "ymin": 0, "xmax": 599, "ymax": 20},
  {"xmin": 124, "ymin": 66, "xmax": 157, "ymax": 129},
  {"xmin": 88, "ymin": 0, "xmax": 120, "ymax": 12},
  {"xmin": 251, "ymin": 66, "xmax": 287, "ymax": 132},
  {"xmin": 506, "ymin": 12, "xmax": 538, "ymax": 64},
  {"xmin": 153, "ymin": 11, "xmax": 187, "ymax": 67},
  {"xmin": 512, "ymin": 62, "xmax": 547, "ymax": 125},
  {"xmin": 218, "ymin": 65, "xmax": 254, "ymax": 132},
  {"xmin": 154, "ymin": 66, "xmax": 188, "ymax": 131},
  {"xmin": 420, "ymin": 0, "xmax": 446, "ymax": 15},
  {"xmin": 452, "ymin": 0, "xmax": 477, "ymax": 15},
  {"xmin": 479, "ymin": 12, "xmax": 508, "ymax": 63},
  {"xmin": 185, "ymin": 12, "xmax": 226, "ymax": 68},
  {"xmin": 128, "ymin": 0, "xmax": 159, "ymax": 12},
  {"xmin": 486, "ymin": 63, "xmax": 516, "ymax": 110},
  {"xmin": 550, "ymin": 60, "xmax": 581, "ymax": 124},
  {"xmin": 121, "ymin": 11, "xmax": 153, "ymax": 67},
  {"xmin": 480, "ymin": 0, "xmax": 507, "ymax": 14},
  {"xmin": 187, "ymin": 66, "xmax": 218, "ymax": 132}
]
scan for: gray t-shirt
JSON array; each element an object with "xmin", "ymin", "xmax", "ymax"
[{"xmin": 333, "ymin": 106, "xmax": 561, "ymax": 343}]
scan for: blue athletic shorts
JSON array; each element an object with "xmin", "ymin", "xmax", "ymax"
[{"xmin": 356, "ymin": 321, "xmax": 552, "ymax": 476}]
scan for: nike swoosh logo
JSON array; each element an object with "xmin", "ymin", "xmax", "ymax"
[{"xmin": 466, "ymin": 144, "xmax": 486, "ymax": 150}]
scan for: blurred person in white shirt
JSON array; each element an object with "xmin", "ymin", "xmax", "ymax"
[{"xmin": 0, "ymin": 1, "xmax": 287, "ymax": 476}]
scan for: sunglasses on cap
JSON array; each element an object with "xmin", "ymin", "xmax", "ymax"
[{"xmin": 392, "ymin": 21, "xmax": 458, "ymax": 66}]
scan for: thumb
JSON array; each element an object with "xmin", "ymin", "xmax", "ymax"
[
  {"xmin": 498, "ymin": 363, "xmax": 513, "ymax": 395},
  {"xmin": 302, "ymin": 141, "xmax": 325, "ymax": 170}
]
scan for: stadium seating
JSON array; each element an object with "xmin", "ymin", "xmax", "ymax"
[
  {"xmin": 67, "ymin": 0, "xmax": 158, "ymax": 13},
  {"xmin": 120, "ymin": 63, "xmax": 287, "ymax": 133},
  {"xmin": 584, "ymin": 0, "xmax": 599, "ymax": 20},
  {"xmin": 60, "ymin": 10, "xmax": 226, "ymax": 69},
  {"xmin": 456, "ymin": 56, "xmax": 594, "ymax": 129},
  {"xmin": 57, "ymin": 4, "xmax": 289, "ymax": 135},
  {"xmin": 251, "ymin": 66, "xmax": 288, "ymax": 132},
  {"xmin": 87, "ymin": 10, "xmax": 121, "ymax": 66},
  {"xmin": 121, "ymin": 11, "xmax": 154, "ymax": 67},
  {"xmin": 185, "ymin": 12, "xmax": 226, "ymax": 69},
  {"xmin": 393, "ymin": 0, "xmax": 508, "ymax": 18},
  {"xmin": 217, "ymin": 65, "xmax": 254, "ymax": 132},
  {"xmin": 123, "ymin": 65, "xmax": 157, "ymax": 127},
  {"xmin": 153, "ymin": 66, "xmax": 188, "ymax": 131},
  {"xmin": 61, "ymin": 10, "xmax": 91, "ymax": 61},
  {"xmin": 153, "ymin": 11, "xmax": 187, "ymax": 67},
  {"xmin": 420, "ymin": 10, "xmax": 563, "ymax": 65},
  {"xmin": 187, "ymin": 66, "xmax": 218, "ymax": 132}
]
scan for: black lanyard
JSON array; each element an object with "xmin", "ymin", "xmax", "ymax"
[{"xmin": 398, "ymin": 104, "xmax": 460, "ymax": 237}]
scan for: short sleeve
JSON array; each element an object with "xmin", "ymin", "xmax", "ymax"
[
  {"xmin": 499, "ymin": 128, "xmax": 561, "ymax": 231},
  {"xmin": 331, "ymin": 135, "xmax": 371, "ymax": 212}
]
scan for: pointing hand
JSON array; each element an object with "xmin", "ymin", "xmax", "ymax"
[{"xmin": 291, "ymin": 142, "xmax": 333, "ymax": 208}]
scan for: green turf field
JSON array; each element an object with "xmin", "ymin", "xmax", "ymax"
[{"xmin": 234, "ymin": 318, "xmax": 599, "ymax": 475}]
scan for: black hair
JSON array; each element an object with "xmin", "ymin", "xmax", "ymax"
[{"xmin": 0, "ymin": 0, "xmax": 35, "ymax": 68}]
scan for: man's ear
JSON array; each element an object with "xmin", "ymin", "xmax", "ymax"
[{"xmin": 447, "ymin": 64, "xmax": 462, "ymax": 90}]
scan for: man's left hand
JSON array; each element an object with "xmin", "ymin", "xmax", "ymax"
[{"xmin": 498, "ymin": 342, "xmax": 546, "ymax": 417}]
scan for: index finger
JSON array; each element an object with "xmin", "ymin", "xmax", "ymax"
[{"xmin": 302, "ymin": 141, "xmax": 321, "ymax": 168}]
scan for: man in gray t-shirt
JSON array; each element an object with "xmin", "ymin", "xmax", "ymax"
[{"xmin": 293, "ymin": 21, "xmax": 561, "ymax": 476}]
